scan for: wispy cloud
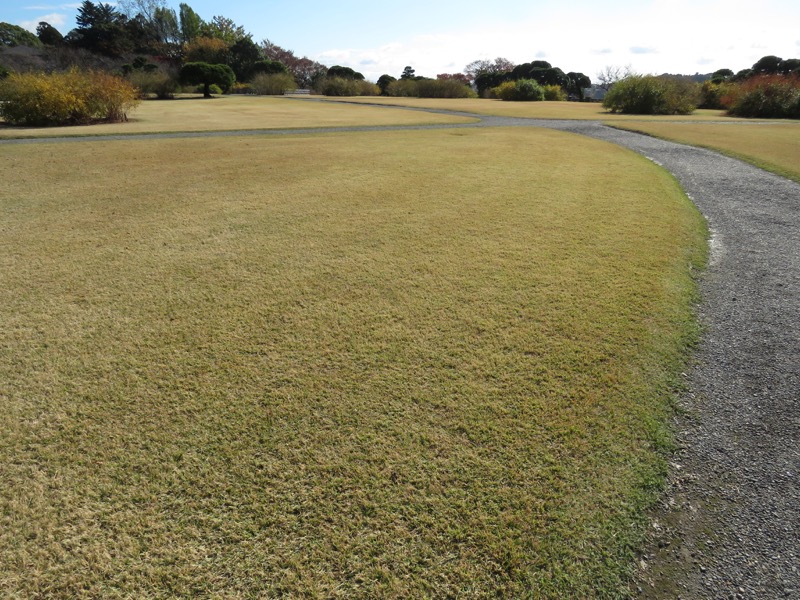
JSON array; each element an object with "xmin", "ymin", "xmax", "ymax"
[
  {"xmin": 630, "ymin": 46, "xmax": 658, "ymax": 55},
  {"xmin": 20, "ymin": 12, "xmax": 69, "ymax": 32}
]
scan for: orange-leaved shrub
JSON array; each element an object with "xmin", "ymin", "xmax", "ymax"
[
  {"xmin": 724, "ymin": 75, "xmax": 800, "ymax": 118},
  {"xmin": 0, "ymin": 69, "xmax": 140, "ymax": 126}
]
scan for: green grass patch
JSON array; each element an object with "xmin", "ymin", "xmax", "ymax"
[
  {"xmin": 607, "ymin": 121, "xmax": 800, "ymax": 183},
  {"xmin": 0, "ymin": 127, "xmax": 706, "ymax": 597}
]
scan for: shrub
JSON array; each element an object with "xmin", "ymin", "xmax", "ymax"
[
  {"xmin": 416, "ymin": 78, "xmax": 476, "ymax": 98},
  {"xmin": 491, "ymin": 79, "xmax": 545, "ymax": 101},
  {"xmin": 127, "ymin": 70, "xmax": 179, "ymax": 99},
  {"xmin": 317, "ymin": 76, "xmax": 379, "ymax": 96},
  {"xmin": 0, "ymin": 68, "xmax": 140, "ymax": 126},
  {"xmin": 542, "ymin": 84, "xmax": 567, "ymax": 101},
  {"xmin": 699, "ymin": 80, "xmax": 734, "ymax": 109},
  {"xmin": 250, "ymin": 72, "xmax": 297, "ymax": 95},
  {"xmin": 725, "ymin": 75, "xmax": 800, "ymax": 118},
  {"xmin": 602, "ymin": 75, "xmax": 700, "ymax": 115},
  {"xmin": 0, "ymin": 63, "xmax": 9, "ymax": 79},
  {"xmin": 385, "ymin": 78, "xmax": 418, "ymax": 97}
]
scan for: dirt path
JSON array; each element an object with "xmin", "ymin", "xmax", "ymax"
[{"xmin": 4, "ymin": 112, "xmax": 798, "ymax": 598}]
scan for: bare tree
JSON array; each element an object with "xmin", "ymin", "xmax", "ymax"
[
  {"xmin": 596, "ymin": 65, "xmax": 632, "ymax": 91},
  {"xmin": 463, "ymin": 57, "xmax": 515, "ymax": 83}
]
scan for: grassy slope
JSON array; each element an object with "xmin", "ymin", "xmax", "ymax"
[
  {"xmin": 606, "ymin": 121, "xmax": 800, "ymax": 184},
  {"xmin": 0, "ymin": 127, "xmax": 706, "ymax": 597}
]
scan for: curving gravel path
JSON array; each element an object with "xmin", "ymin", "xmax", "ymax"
[
  {"xmin": 3, "ymin": 109, "xmax": 798, "ymax": 597},
  {"xmin": 545, "ymin": 121, "xmax": 800, "ymax": 599}
]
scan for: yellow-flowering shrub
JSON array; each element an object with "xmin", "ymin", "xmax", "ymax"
[{"xmin": 0, "ymin": 69, "xmax": 140, "ymax": 126}]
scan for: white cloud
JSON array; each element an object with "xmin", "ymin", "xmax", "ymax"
[{"xmin": 19, "ymin": 12, "xmax": 68, "ymax": 33}]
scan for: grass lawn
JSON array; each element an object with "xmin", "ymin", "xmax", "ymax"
[
  {"xmin": 607, "ymin": 121, "xmax": 800, "ymax": 183},
  {"xmin": 0, "ymin": 126, "xmax": 706, "ymax": 597},
  {"xmin": 0, "ymin": 94, "xmax": 476, "ymax": 139},
  {"xmin": 320, "ymin": 96, "xmax": 733, "ymax": 122}
]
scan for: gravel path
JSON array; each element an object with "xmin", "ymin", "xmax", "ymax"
[
  {"xmin": 537, "ymin": 121, "xmax": 800, "ymax": 599},
  {"xmin": 4, "ymin": 110, "xmax": 798, "ymax": 597}
]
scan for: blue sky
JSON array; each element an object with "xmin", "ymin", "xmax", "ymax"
[{"xmin": 5, "ymin": 0, "xmax": 800, "ymax": 81}]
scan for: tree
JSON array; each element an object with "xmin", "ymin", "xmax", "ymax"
[
  {"xmin": 184, "ymin": 36, "xmax": 230, "ymax": 64},
  {"xmin": 377, "ymin": 74, "xmax": 396, "ymax": 95},
  {"xmin": 69, "ymin": 1, "xmax": 131, "ymax": 56},
  {"xmin": 752, "ymin": 55, "xmax": 782, "ymax": 75},
  {"xmin": 779, "ymin": 58, "xmax": 800, "ymax": 75},
  {"xmin": 464, "ymin": 57, "xmax": 514, "ymax": 83},
  {"xmin": 596, "ymin": 65, "xmax": 631, "ymax": 91},
  {"xmin": 710, "ymin": 68, "xmax": 734, "ymax": 83},
  {"xmin": 327, "ymin": 65, "xmax": 364, "ymax": 80},
  {"xmin": 178, "ymin": 3, "xmax": 202, "ymax": 43},
  {"xmin": 400, "ymin": 66, "xmax": 416, "ymax": 80},
  {"xmin": 261, "ymin": 39, "xmax": 327, "ymax": 88},
  {"xmin": 0, "ymin": 22, "xmax": 44, "ymax": 48},
  {"xmin": 118, "ymin": 0, "xmax": 167, "ymax": 22},
  {"xmin": 180, "ymin": 62, "xmax": 235, "ymax": 97},
  {"xmin": 565, "ymin": 72, "xmax": 591, "ymax": 100},
  {"xmin": 199, "ymin": 15, "xmax": 248, "ymax": 45},
  {"xmin": 229, "ymin": 37, "xmax": 264, "ymax": 80},
  {"xmin": 36, "ymin": 22, "xmax": 64, "ymax": 46},
  {"xmin": 250, "ymin": 59, "xmax": 288, "ymax": 77},
  {"xmin": 437, "ymin": 73, "xmax": 470, "ymax": 85}
]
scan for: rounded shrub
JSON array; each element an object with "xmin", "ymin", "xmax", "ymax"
[{"xmin": 603, "ymin": 75, "xmax": 700, "ymax": 115}]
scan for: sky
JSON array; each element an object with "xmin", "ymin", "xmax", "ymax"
[{"xmin": 5, "ymin": 0, "xmax": 800, "ymax": 82}]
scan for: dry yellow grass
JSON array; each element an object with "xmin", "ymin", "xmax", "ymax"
[
  {"xmin": 322, "ymin": 96, "xmax": 735, "ymax": 121},
  {"xmin": 0, "ymin": 94, "xmax": 475, "ymax": 138},
  {"xmin": 0, "ymin": 126, "xmax": 706, "ymax": 597},
  {"xmin": 608, "ymin": 121, "xmax": 800, "ymax": 183}
]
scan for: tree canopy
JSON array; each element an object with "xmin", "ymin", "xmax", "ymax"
[{"xmin": 1, "ymin": 22, "xmax": 44, "ymax": 48}]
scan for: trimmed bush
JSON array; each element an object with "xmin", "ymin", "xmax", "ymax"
[
  {"xmin": 492, "ymin": 79, "xmax": 545, "ymax": 101},
  {"xmin": 726, "ymin": 75, "xmax": 800, "ymax": 118},
  {"xmin": 250, "ymin": 72, "xmax": 297, "ymax": 95},
  {"xmin": 603, "ymin": 75, "xmax": 700, "ymax": 115},
  {"xmin": 0, "ymin": 68, "xmax": 140, "ymax": 126}
]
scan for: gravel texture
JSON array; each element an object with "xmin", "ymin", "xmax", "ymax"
[
  {"xmin": 541, "ymin": 121, "xmax": 800, "ymax": 599},
  {"xmin": 3, "ymin": 110, "xmax": 798, "ymax": 598}
]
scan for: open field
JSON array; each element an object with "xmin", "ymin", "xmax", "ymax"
[
  {"xmin": 0, "ymin": 94, "xmax": 476, "ymax": 138},
  {"xmin": 320, "ymin": 96, "xmax": 734, "ymax": 122},
  {"xmin": 607, "ymin": 121, "xmax": 800, "ymax": 184},
  {"xmin": 0, "ymin": 123, "xmax": 706, "ymax": 597}
]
